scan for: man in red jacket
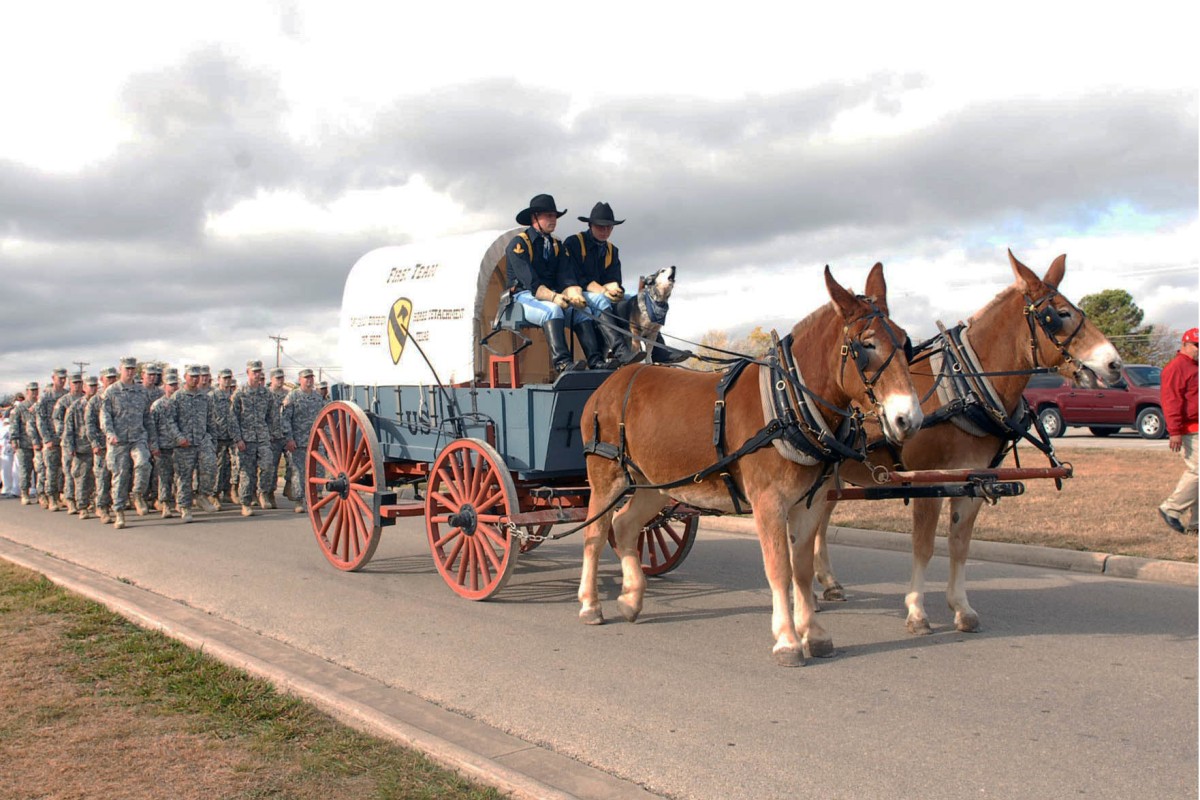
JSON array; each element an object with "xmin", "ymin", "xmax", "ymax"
[{"xmin": 1159, "ymin": 327, "xmax": 1198, "ymax": 534}]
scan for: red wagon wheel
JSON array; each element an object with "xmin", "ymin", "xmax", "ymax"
[
  {"xmin": 609, "ymin": 507, "xmax": 699, "ymax": 577},
  {"xmin": 306, "ymin": 401, "xmax": 385, "ymax": 572},
  {"xmin": 425, "ymin": 438, "xmax": 519, "ymax": 600}
]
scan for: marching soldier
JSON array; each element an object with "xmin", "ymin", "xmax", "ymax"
[
  {"xmin": 230, "ymin": 359, "xmax": 277, "ymax": 516},
  {"xmin": 87, "ymin": 367, "xmax": 119, "ymax": 523},
  {"xmin": 281, "ymin": 368, "xmax": 328, "ymax": 513},
  {"xmin": 266, "ymin": 367, "xmax": 290, "ymax": 508},
  {"xmin": 101, "ymin": 356, "xmax": 156, "ymax": 530},
  {"xmin": 149, "ymin": 371, "xmax": 180, "ymax": 519},
  {"xmin": 53, "ymin": 374, "xmax": 85, "ymax": 513},
  {"xmin": 36, "ymin": 367, "xmax": 68, "ymax": 509},
  {"xmin": 163, "ymin": 366, "xmax": 218, "ymax": 523},
  {"xmin": 142, "ymin": 364, "xmax": 165, "ymax": 505},
  {"xmin": 61, "ymin": 376, "xmax": 98, "ymax": 519},
  {"xmin": 209, "ymin": 367, "xmax": 237, "ymax": 506},
  {"xmin": 9, "ymin": 383, "xmax": 39, "ymax": 504}
]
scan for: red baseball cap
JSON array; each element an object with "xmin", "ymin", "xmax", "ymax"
[{"xmin": 1183, "ymin": 328, "xmax": 1199, "ymax": 344}]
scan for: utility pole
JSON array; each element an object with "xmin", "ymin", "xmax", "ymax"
[
  {"xmin": 268, "ymin": 334, "xmax": 288, "ymax": 368},
  {"xmin": 73, "ymin": 360, "xmax": 89, "ymax": 376}
]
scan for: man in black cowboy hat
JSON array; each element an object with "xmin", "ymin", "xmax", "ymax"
[
  {"xmin": 562, "ymin": 202, "xmax": 644, "ymax": 369},
  {"xmin": 505, "ymin": 193, "xmax": 607, "ymax": 373}
]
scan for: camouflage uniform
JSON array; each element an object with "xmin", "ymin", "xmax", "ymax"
[
  {"xmin": 143, "ymin": 365, "xmax": 164, "ymax": 502},
  {"xmin": 230, "ymin": 362, "xmax": 277, "ymax": 508},
  {"xmin": 149, "ymin": 389, "xmax": 177, "ymax": 512},
  {"xmin": 281, "ymin": 378, "xmax": 327, "ymax": 511},
  {"xmin": 209, "ymin": 371, "xmax": 237, "ymax": 501},
  {"xmin": 61, "ymin": 383, "xmax": 96, "ymax": 513},
  {"xmin": 87, "ymin": 370, "xmax": 117, "ymax": 517},
  {"xmin": 267, "ymin": 371, "xmax": 291, "ymax": 500},
  {"xmin": 9, "ymin": 386, "xmax": 38, "ymax": 500},
  {"xmin": 36, "ymin": 370, "xmax": 69, "ymax": 506},
  {"xmin": 101, "ymin": 365, "xmax": 154, "ymax": 513},
  {"xmin": 53, "ymin": 380, "xmax": 85, "ymax": 508},
  {"xmin": 164, "ymin": 374, "xmax": 217, "ymax": 511}
]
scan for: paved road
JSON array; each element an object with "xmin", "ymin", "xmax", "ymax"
[{"xmin": 1, "ymin": 500, "xmax": 1195, "ymax": 800}]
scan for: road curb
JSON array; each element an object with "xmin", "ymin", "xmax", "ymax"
[
  {"xmin": 0, "ymin": 537, "xmax": 658, "ymax": 800},
  {"xmin": 698, "ymin": 516, "xmax": 1198, "ymax": 586}
]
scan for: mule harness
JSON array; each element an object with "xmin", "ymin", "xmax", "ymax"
[
  {"xmin": 582, "ymin": 302, "xmax": 906, "ymax": 516},
  {"xmin": 868, "ymin": 288, "xmax": 1088, "ymax": 477}
]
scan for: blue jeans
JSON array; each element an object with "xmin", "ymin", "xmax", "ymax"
[{"xmin": 514, "ymin": 291, "xmax": 612, "ymax": 328}]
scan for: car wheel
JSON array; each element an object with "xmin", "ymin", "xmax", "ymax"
[
  {"xmin": 1136, "ymin": 407, "xmax": 1166, "ymax": 440},
  {"xmin": 1088, "ymin": 427, "xmax": 1115, "ymax": 437},
  {"xmin": 1038, "ymin": 407, "xmax": 1064, "ymax": 438}
]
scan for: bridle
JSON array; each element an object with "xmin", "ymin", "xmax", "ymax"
[
  {"xmin": 838, "ymin": 300, "xmax": 913, "ymax": 424},
  {"xmin": 1024, "ymin": 288, "xmax": 1088, "ymax": 374}
]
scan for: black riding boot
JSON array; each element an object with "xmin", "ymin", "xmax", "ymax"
[
  {"xmin": 574, "ymin": 320, "xmax": 608, "ymax": 369},
  {"xmin": 544, "ymin": 318, "xmax": 582, "ymax": 373},
  {"xmin": 599, "ymin": 310, "xmax": 644, "ymax": 369},
  {"xmin": 650, "ymin": 331, "xmax": 692, "ymax": 364}
]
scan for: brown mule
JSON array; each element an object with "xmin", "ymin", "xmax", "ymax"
[
  {"xmin": 578, "ymin": 264, "xmax": 923, "ymax": 665},
  {"xmin": 812, "ymin": 251, "xmax": 1123, "ymax": 634}
]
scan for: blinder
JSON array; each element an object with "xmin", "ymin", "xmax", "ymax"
[{"xmin": 1034, "ymin": 304, "xmax": 1064, "ymax": 335}]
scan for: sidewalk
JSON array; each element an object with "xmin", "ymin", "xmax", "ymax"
[{"xmin": 699, "ymin": 517, "xmax": 1198, "ymax": 586}]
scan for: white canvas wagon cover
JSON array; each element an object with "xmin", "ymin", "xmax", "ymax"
[{"xmin": 338, "ymin": 229, "xmax": 523, "ymax": 386}]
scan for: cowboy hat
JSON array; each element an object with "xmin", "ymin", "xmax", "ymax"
[
  {"xmin": 516, "ymin": 194, "xmax": 566, "ymax": 226},
  {"xmin": 578, "ymin": 201, "xmax": 624, "ymax": 226}
]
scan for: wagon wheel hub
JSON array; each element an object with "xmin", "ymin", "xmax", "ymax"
[
  {"xmin": 325, "ymin": 473, "xmax": 351, "ymax": 499},
  {"xmin": 447, "ymin": 504, "xmax": 478, "ymax": 535}
]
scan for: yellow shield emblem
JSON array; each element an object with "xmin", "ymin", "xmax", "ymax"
[{"xmin": 388, "ymin": 298, "xmax": 413, "ymax": 364}]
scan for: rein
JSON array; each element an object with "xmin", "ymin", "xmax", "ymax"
[{"xmin": 573, "ymin": 302, "xmax": 904, "ymax": 534}]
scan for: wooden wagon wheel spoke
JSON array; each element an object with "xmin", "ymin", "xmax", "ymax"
[
  {"xmin": 306, "ymin": 402, "xmax": 385, "ymax": 572},
  {"xmin": 425, "ymin": 439, "xmax": 518, "ymax": 601},
  {"xmin": 609, "ymin": 507, "xmax": 699, "ymax": 577}
]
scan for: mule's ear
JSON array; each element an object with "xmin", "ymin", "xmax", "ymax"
[
  {"xmin": 1043, "ymin": 254, "xmax": 1066, "ymax": 289},
  {"xmin": 825, "ymin": 265, "xmax": 860, "ymax": 319},
  {"xmin": 863, "ymin": 262, "xmax": 889, "ymax": 315},
  {"xmin": 1008, "ymin": 249, "xmax": 1043, "ymax": 294}
]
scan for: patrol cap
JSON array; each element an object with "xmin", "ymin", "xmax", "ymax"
[
  {"xmin": 120, "ymin": 356, "xmax": 138, "ymax": 370},
  {"xmin": 200, "ymin": 365, "xmax": 211, "ymax": 376},
  {"xmin": 146, "ymin": 363, "xmax": 162, "ymax": 375},
  {"xmin": 70, "ymin": 373, "xmax": 83, "ymax": 384},
  {"xmin": 298, "ymin": 368, "xmax": 314, "ymax": 379},
  {"xmin": 26, "ymin": 381, "xmax": 38, "ymax": 391},
  {"xmin": 85, "ymin": 375, "xmax": 99, "ymax": 387},
  {"xmin": 246, "ymin": 359, "xmax": 264, "ymax": 372},
  {"xmin": 101, "ymin": 367, "xmax": 119, "ymax": 379},
  {"xmin": 218, "ymin": 368, "xmax": 233, "ymax": 379},
  {"xmin": 186, "ymin": 365, "xmax": 203, "ymax": 377},
  {"xmin": 164, "ymin": 372, "xmax": 180, "ymax": 385},
  {"xmin": 269, "ymin": 367, "xmax": 285, "ymax": 379},
  {"xmin": 317, "ymin": 380, "xmax": 328, "ymax": 389},
  {"xmin": 52, "ymin": 367, "xmax": 68, "ymax": 378}
]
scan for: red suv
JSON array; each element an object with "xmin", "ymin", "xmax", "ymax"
[{"xmin": 1022, "ymin": 364, "xmax": 1165, "ymax": 439}]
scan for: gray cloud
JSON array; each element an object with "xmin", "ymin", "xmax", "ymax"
[{"xmin": 0, "ymin": 48, "xmax": 1195, "ymax": 393}]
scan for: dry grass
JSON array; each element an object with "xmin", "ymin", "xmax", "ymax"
[
  {"xmin": 0, "ymin": 563, "xmax": 503, "ymax": 800},
  {"xmin": 830, "ymin": 446, "xmax": 1197, "ymax": 563}
]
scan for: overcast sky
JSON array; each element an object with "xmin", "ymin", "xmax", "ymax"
[{"xmin": 1, "ymin": 2, "xmax": 1196, "ymax": 395}]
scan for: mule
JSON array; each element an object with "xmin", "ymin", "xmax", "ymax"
[
  {"xmin": 812, "ymin": 251, "xmax": 1122, "ymax": 634},
  {"xmin": 578, "ymin": 263, "xmax": 923, "ymax": 666}
]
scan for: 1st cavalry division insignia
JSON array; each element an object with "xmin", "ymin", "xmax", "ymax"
[{"xmin": 388, "ymin": 297, "xmax": 413, "ymax": 364}]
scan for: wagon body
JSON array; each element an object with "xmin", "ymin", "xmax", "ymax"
[{"xmin": 335, "ymin": 370, "xmax": 608, "ymax": 480}]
